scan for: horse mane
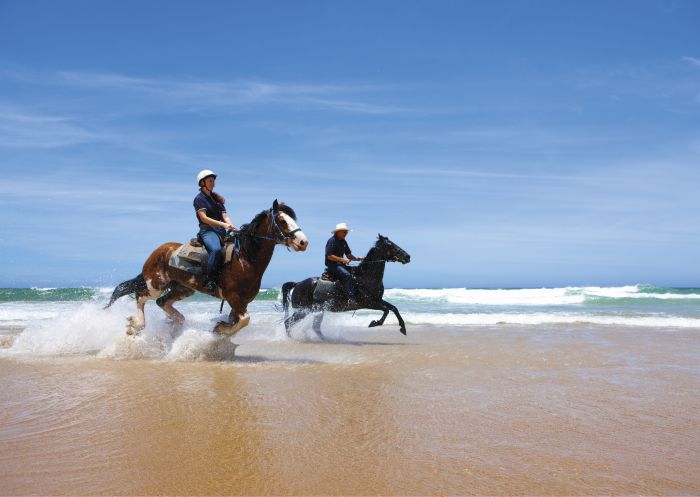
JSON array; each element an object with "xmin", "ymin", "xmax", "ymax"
[
  {"xmin": 237, "ymin": 203, "xmax": 296, "ymax": 261},
  {"xmin": 362, "ymin": 237, "xmax": 383, "ymax": 262}
]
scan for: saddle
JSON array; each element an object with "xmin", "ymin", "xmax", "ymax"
[
  {"xmin": 315, "ymin": 266, "xmax": 359, "ymax": 300},
  {"xmin": 320, "ymin": 265, "xmax": 356, "ymax": 281},
  {"xmin": 169, "ymin": 237, "xmax": 236, "ymax": 276}
]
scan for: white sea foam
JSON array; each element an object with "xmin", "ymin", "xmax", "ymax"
[
  {"xmin": 5, "ymin": 301, "xmax": 129, "ymax": 356},
  {"xmin": 165, "ymin": 329, "xmax": 239, "ymax": 361},
  {"xmin": 0, "ymin": 298, "xmax": 240, "ymax": 359},
  {"xmin": 2, "ymin": 285, "xmax": 700, "ymax": 360},
  {"xmin": 385, "ymin": 287, "xmax": 585, "ymax": 305},
  {"xmin": 384, "ymin": 285, "xmax": 700, "ymax": 306},
  {"xmin": 399, "ymin": 312, "xmax": 700, "ymax": 328}
]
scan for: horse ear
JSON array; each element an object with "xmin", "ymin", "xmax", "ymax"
[
  {"xmin": 378, "ymin": 233, "xmax": 385, "ymax": 240},
  {"xmin": 273, "ymin": 199, "xmax": 279, "ymax": 211}
]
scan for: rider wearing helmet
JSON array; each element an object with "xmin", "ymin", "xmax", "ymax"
[
  {"xmin": 194, "ymin": 169, "xmax": 236, "ymax": 292},
  {"xmin": 325, "ymin": 223, "xmax": 363, "ymax": 305}
]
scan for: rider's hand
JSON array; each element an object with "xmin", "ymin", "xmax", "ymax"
[{"xmin": 342, "ymin": 258, "xmax": 351, "ymax": 265}]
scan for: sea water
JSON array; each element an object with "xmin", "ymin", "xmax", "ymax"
[{"xmin": 1, "ymin": 284, "xmax": 699, "ymax": 359}]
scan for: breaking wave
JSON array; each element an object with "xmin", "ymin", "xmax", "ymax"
[{"xmin": 1, "ymin": 284, "xmax": 699, "ymax": 360}]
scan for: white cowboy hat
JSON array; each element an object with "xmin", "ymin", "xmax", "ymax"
[{"xmin": 331, "ymin": 222, "xmax": 351, "ymax": 234}]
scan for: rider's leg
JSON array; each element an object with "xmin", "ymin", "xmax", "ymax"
[
  {"xmin": 328, "ymin": 264, "xmax": 356, "ymax": 301},
  {"xmin": 199, "ymin": 228, "xmax": 223, "ymax": 289}
]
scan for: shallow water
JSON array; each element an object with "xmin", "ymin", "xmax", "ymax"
[{"xmin": 1, "ymin": 321, "xmax": 699, "ymax": 495}]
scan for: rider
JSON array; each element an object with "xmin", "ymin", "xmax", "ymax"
[
  {"xmin": 325, "ymin": 223, "xmax": 363, "ymax": 305},
  {"xmin": 193, "ymin": 169, "xmax": 237, "ymax": 292}
]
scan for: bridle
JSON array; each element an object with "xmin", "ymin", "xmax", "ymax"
[
  {"xmin": 250, "ymin": 208, "xmax": 301, "ymax": 248},
  {"xmin": 356, "ymin": 241, "xmax": 409, "ymax": 265}
]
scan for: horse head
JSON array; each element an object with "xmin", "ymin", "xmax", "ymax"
[
  {"xmin": 272, "ymin": 199, "xmax": 308, "ymax": 252},
  {"xmin": 376, "ymin": 234, "xmax": 410, "ymax": 264}
]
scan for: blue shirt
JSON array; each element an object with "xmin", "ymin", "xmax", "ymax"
[
  {"xmin": 325, "ymin": 236, "xmax": 352, "ymax": 267},
  {"xmin": 193, "ymin": 191, "xmax": 226, "ymax": 229}
]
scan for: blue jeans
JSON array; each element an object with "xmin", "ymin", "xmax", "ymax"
[
  {"xmin": 199, "ymin": 228, "xmax": 225, "ymax": 279},
  {"xmin": 327, "ymin": 263, "xmax": 356, "ymax": 299}
]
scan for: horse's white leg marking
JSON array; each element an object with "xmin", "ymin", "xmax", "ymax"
[
  {"xmin": 213, "ymin": 312, "xmax": 250, "ymax": 337},
  {"xmin": 126, "ymin": 278, "xmax": 162, "ymax": 336}
]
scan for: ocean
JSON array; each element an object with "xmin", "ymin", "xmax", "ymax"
[
  {"xmin": 2, "ymin": 284, "xmax": 699, "ymax": 494},
  {"xmin": 1, "ymin": 284, "xmax": 699, "ymax": 357}
]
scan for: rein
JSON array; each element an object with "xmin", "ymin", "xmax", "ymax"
[{"xmin": 225, "ymin": 208, "xmax": 299, "ymax": 249}]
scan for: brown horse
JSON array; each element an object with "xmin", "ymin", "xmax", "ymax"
[{"xmin": 105, "ymin": 200, "xmax": 307, "ymax": 337}]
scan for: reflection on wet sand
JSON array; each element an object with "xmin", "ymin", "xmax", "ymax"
[{"xmin": 1, "ymin": 325, "xmax": 699, "ymax": 495}]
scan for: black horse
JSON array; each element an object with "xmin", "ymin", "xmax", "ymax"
[{"xmin": 281, "ymin": 234, "xmax": 411, "ymax": 337}]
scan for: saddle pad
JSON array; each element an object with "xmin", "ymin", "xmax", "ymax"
[
  {"xmin": 169, "ymin": 240, "xmax": 236, "ymax": 276},
  {"xmin": 169, "ymin": 243, "xmax": 204, "ymax": 276},
  {"xmin": 313, "ymin": 279, "xmax": 338, "ymax": 301},
  {"xmin": 177, "ymin": 241, "xmax": 205, "ymax": 263}
]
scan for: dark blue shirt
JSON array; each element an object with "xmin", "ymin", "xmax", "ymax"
[
  {"xmin": 325, "ymin": 236, "xmax": 352, "ymax": 267},
  {"xmin": 193, "ymin": 192, "xmax": 226, "ymax": 229}
]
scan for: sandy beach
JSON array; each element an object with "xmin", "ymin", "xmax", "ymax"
[{"xmin": 2, "ymin": 322, "xmax": 699, "ymax": 495}]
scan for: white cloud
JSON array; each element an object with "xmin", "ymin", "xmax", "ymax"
[
  {"xmin": 47, "ymin": 71, "xmax": 405, "ymax": 114},
  {"xmin": 681, "ymin": 56, "xmax": 700, "ymax": 68},
  {"xmin": 0, "ymin": 107, "xmax": 104, "ymax": 148}
]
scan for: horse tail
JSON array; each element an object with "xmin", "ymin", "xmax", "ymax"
[
  {"xmin": 281, "ymin": 281, "xmax": 296, "ymax": 315},
  {"xmin": 104, "ymin": 273, "xmax": 147, "ymax": 309}
]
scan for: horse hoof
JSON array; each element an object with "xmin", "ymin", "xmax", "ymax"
[
  {"xmin": 368, "ymin": 320, "xmax": 380, "ymax": 328},
  {"xmin": 214, "ymin": 321, "xmax": 234, "ymax": 336},
  {"xmin": 126, "ymin": 317, "xmax": 144, "ymax": 336},
  {"xmin": 126, "ymin": 327, "xmax": 140, "ymax": 336},
  {"xmin": 399, "ymin": 327, "xmax": 407, "ymax": 335}
]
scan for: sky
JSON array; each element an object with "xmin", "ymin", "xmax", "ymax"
[{"xmin": 0, "ymin": 0, "xmax": 699, "ymax": 288}]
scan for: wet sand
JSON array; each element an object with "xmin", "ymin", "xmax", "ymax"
[{"xmin": 1, "ymin": 324, "xmax": 699, "ymax": 495}]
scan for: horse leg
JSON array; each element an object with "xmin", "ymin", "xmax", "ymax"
[
  {"xmin": 156, "ymin": 282, "xmax": 195, "ymax": 327},
  {"xmin": 382, "ymin": 299, "xmax": 407, "ymax": 335},
  {"xmin": 213, "ymin": 295, "xmax": 250, "ymax": 337},
  {"xmin": 124, "ymin": 245, "xmax": 175, "ymax": 336},
  {"xmin": 368, "ymin": 306, "xmax": 390, "ymax": 328},
  {"xmin": 366, "ymin": 300, "xmax": 407, "ymax": 335},
  {"xmin": 127, "ymin": 283, "xmax": 163, "ymax": 336},
  {"xmin": 312, "ymin": 311, "xmax": 325, "ymax": 339},
  {"xmin": 284, "ymin": 309, "xmax": 309, "ymax": 337}
]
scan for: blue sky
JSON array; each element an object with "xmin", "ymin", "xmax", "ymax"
[{"xmin": 1, "ymin": 0, "xmax": 699, "ymax": 288}]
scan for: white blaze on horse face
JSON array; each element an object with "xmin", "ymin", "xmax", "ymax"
[{"xmin": 280, "ymin": 212, "xmax": 308, "ymax": 251}]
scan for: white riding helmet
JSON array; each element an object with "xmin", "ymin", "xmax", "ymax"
[{"xmin": 196, "ymin": 169, "xmax": 217, "ymax": 186}]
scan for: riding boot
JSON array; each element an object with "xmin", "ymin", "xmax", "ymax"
[{"xmin": 204, "ymin": 279, "xmax": 218, "ymax": 292}]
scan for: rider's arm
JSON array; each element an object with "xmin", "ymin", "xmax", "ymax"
[
  {"xmin": 197, "ymin": 209, "xmax": 233, "ymax": 230},
  {"xmin": 222, "ymin": 211, "xmax": 237, "ymax": 231},
  {"xmin": 345, "ymin": 241, "xmax": 362, "ymax": 261},
  {"xmin": 327, "ymin": 254, "xmax": 350, "ymax": 264}
]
